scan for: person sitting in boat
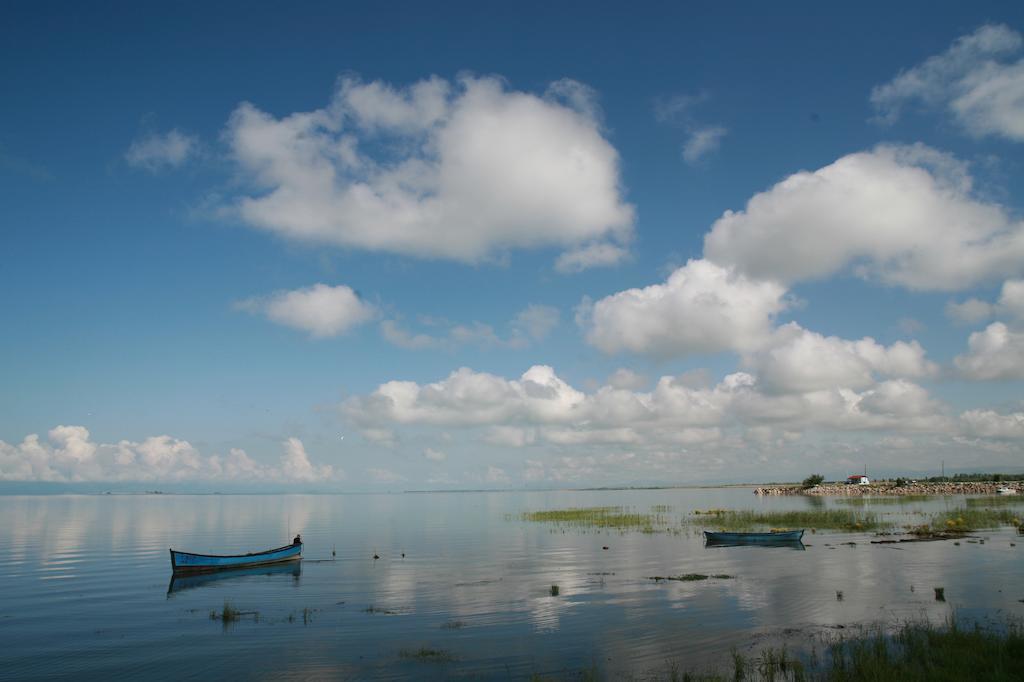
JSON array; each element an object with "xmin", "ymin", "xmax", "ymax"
[{"xmin": 293, "ymin": 534, "xmax": 302, "ymax": 545}]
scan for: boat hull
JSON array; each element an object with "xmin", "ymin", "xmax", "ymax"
[
  {"xmin": 704, "ymin": 530, "xmax": 804, "ymax": 543},
  {"xmin": 170, "ymin": 542, "xmax": 302, "ymax": 573}
]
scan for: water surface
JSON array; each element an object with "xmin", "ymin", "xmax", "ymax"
[{"xmin": 1, "ymin": 489, "xmax": 1021, "ymax": 680}]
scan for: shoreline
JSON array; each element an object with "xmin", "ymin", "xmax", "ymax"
[{"xmin": 754, "ymin": 481, "xmax": 1023, "ymax": 496}]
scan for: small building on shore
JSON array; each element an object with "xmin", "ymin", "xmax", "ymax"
[{"xmin": 846, "ymin": 474, "xmax": 870, "ymax": 485}]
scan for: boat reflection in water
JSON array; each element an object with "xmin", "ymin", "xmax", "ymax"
[
  {"xmin": 704, "ymin": 537, "xmax": 805, "ymax": 550},
  {"xmin": 703, "ymin": 530, "xmax": 806, "ymax": 550},
  {"xmin": 167, "ymin": 560, "xmax": 302, "ymax": 596}
]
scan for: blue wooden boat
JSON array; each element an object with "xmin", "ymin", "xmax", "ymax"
[
  {"xmin": 170, "ymin": 536, "xmax": 302, "ymax": 573},
  {"xmin": 704, "ymin": 529, "xmax": 804, "ymax": 544}
]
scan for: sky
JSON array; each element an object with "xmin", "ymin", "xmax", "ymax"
[{"xmin": 2, "ymin": 1, "xmax": 1024, "ymax": 491}]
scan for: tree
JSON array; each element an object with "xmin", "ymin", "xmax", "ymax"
[{"xmin": 802, "ymin": 474, "xmax": 825, "ymax": 489}]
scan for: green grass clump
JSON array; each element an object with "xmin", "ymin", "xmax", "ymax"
[
  {"xmin": 543, "ymin": 620, "xmax": 1024, "ymax": 680},
  {"xmin": 520, "ymin": 506, "xmax": 664, "ymax": 530},
  {"xmin": 930, "ymin": 507, "xmax": 1022, "ymax": 532},
  {"xmin": 399, "ymin": 647, "xmax": 456, "ymax": 663},
  {"xmin": 209, "ymin": 600, "xmax": 241, "ymax": 623},
  {"xmin": 825, "ymin": 621, "xmax": 1024, "ymax": 681},
  {"xmin": 691, "ymin": 508, "xmax": 886, "ymax": 532}
]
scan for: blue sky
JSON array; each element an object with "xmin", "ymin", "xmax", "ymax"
[{"xmin": 2, "ymin": 1, "xmax": 1024, "ymax": 490}]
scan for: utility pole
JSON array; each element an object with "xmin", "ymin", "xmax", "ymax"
[{"xmin": 941, "ymin": 460, "xmax": 945, "ymax": 479}]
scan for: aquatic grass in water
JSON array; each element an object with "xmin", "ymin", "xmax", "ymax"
[
  {"xmin": 551, "ymin": 620, "xmax": 1024, "ymax": 681},
  {"xmin": 519, "ymin": 506, "xmax": 666, "ymax": 531},
  {"xmin": 398, "ymin": 647, "xmax": 456, "ymax": 663},
  {"xmin": 930, "ymin": 507, "xmax": 1022, "ymax": 531},
  {"xmin": 690, "ymin": 508, "xmax": 887, "ymax": 532},
  {"xmin": 210, "ymin": 600, "xmax": 241, "ymax": 623}
]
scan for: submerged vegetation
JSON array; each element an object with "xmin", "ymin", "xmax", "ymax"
[
  {"xmin": 517, "ymin": 506, "xmax": 888, "ymax": 533},
  {"xmin": 398, "ymin": 647, "xmax": 456, "ymax": 663},
  {"xmin": 649, "ymin": 574, "xmax": 735, "ymax": 582},
  {"xmin": 517, "ymin": 500, "xmax": 1024, "ymax": 536},
  {"xmin": 928, "ymin": 507, "xmax": 1022, "ymax": 532},
  {"xmin": 518, "ymin": 506, "xmax": 665, "ymax": 531},
  {"xmin": 691, "ymin": 508, "xmax": 887, "ymax": 532},
  {"xmin": 553, "ymin": 620, "xmax": 1024, "ymax": 681}
]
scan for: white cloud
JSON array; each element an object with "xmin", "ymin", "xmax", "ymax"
[
  {"xmin": 0, "ymin": 428, "xmax": 338, "ymax": 483},
  {"xmin": 344, "ymin": 365, "xmax": 586, "ymax": 427},
  {"xmin": 683, "ymin": 126, "xmax": 728, "ymax": 164},
  {"xmin": 280, "ymin": 437, "xmax": 334, "ymax": 481},
  {"xmin": 960, "ymin": 409, "xmax": 1024, "ymax": 438},
  {"xmin": 946, "ymin": 298, "xmax": 996, "ymax": 325},
  {"xmin": 947, "ymin": 279, "xmax": 1024, "ymax": 325},
  {"xmin": 555, "ymin": 242, "xmax": 630, "ymax": 273},
  {"xmin": 344, "ymin": 363, "xmax": 951, "ymax": 459},
  {"xmin": 423, "ymin": 447, "xmax": 447, "ymax": 462},
  {"xmin": 125, "ymin": 129, "xmax": 198, "ymax": 171},
  {"xmin": 225, "ymin": 75, "xmax": 634, "ymax": 270},
  {"xmin": 1001, "ymin": 280, "xmax": 1024, "ymax": 319},
  {"xmin": 581, "ymin": 259, "xmax": 789, "ymax": 357},
  {"xmin": 704, "ymin": 144, "xmax": 1024, "ymax": 290},
  {"xmin": 237, "ymin": 283, "xmax": 376, "ymax": 338},
  {"xmin": 750, "ymin": 323, "xmax": 937, "ymax": 394},
  {"xmin": 954, "ymin": 322, "xmax": 1024, "ymax": 380},
  {"xmin": 871, "ymin": 24, "xmax": 1024, "ymax": 140}
]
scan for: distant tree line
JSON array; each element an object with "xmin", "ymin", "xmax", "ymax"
[{"xmin": 922, "ymin": 473, "xmax": 1024, "ymax": 483}]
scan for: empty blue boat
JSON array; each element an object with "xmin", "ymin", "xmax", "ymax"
[
  {"xmin": 170, "ymin": 536, "xmax": 302, "ymax": 573},
  {"xmin": 704, "ymin": 529, "xmax": 804, "ymax": 544}
]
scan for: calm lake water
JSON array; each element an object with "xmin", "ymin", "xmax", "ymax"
[{"xmin": 1, "ymin": 489, "xmax": 1021, "ymax": 680}]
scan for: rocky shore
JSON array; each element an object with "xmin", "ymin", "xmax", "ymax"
[{"xmin": 753, "ymin": 481, "xmax": 1023, "ymax": 496}]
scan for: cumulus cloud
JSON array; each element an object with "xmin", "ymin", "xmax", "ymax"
[
  {"xmin": 704, "ymin": 144, "xmax": 1024, "ymax": 290},
  {"xmin": 750, "ymin": 323, "xmax": 937, "ymax": 394},
  {"xmin": 960, "ymin": 409, "xmax": 1024, "ymax": 438},
  {"xmin": 871, "ymin": 24, "xmax": 1024, "ymax": 140},
  {"xmin": 343, "ymin": 364, "xmax": 952, "ymax": 460},
  {"xmin": 947, "ymin": 279, "xmax": 1024, "ymax": 324},
  {"xmin": 125, "ymin": 129, "xmax": 198, "ymax": 171},
  {"xmin": 237, "ymin": 283, "xmax": 376, "ymax": 338},
  {"xmin": 0, "ymin": 427, "xmax": 337, "ymax": 483},
  {"xmin": 224, "ymin": 75, "xmax": 634, "ymax": 270},
  {"xmin": 954, "ymin": 322, "xmax": 1024, "ymax": 380},
  {"xmin": 580, "ymin": 259, "xmax": 789, "ymax": 357}
]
